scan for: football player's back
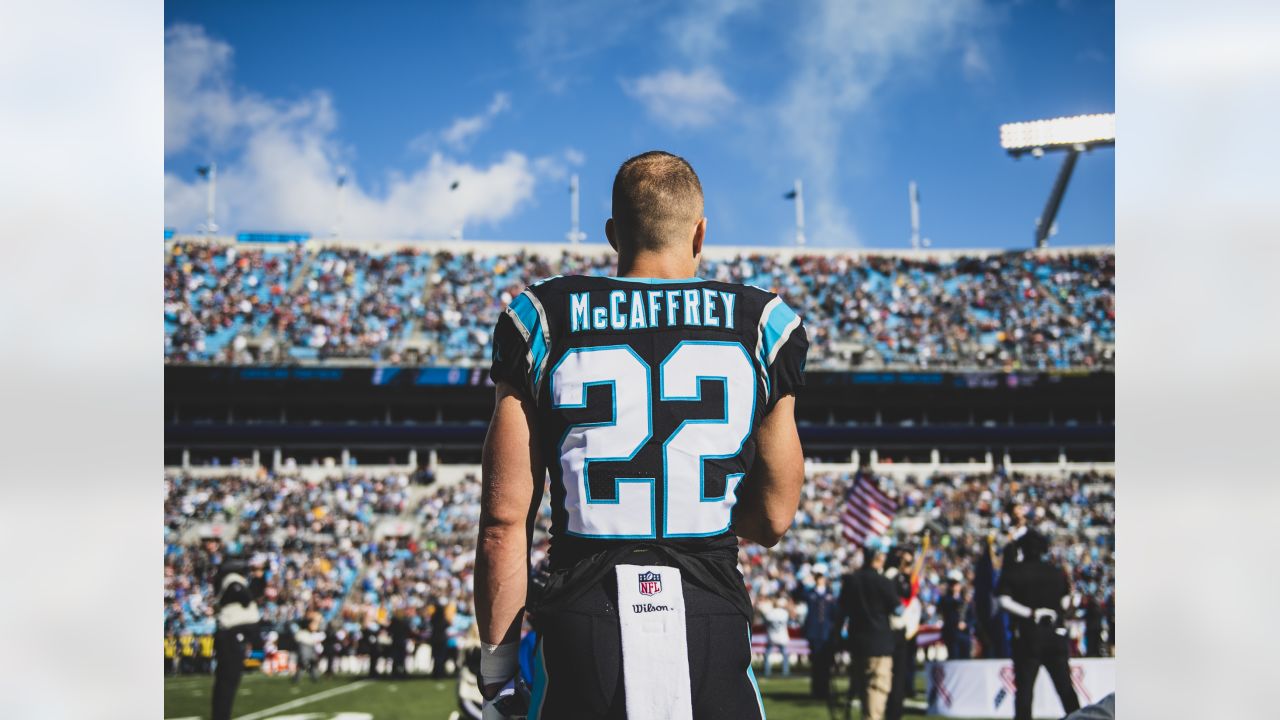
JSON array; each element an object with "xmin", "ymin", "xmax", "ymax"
[{"xmin": 476, "ymin": 151, "xmax": 807, "ymax": 720}]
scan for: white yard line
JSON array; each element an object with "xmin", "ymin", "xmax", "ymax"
[{"xmin": 233, "ymin": 680, "xmax": 371, "ymax": 720}]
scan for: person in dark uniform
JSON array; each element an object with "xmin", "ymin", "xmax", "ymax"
[
  {"xmin": 836, "ymin": 545, "xmax": 899, "ymax": 720},
  {"xmin": 211, "ymin": 559, "xmax": 261, "ymax": 720},
  {"xmin": 430, "ymin": 600, "xmax": 453, "ymax": 678},
  {"xmin": 939, "ymin": 579, "xmax": 973, "ymax": 660},
  {"xmin": 363, "ymin": 623, "xmax": 382, "ymax": 678},
  {"xmin": 796, "ymin": 564, "xmax": 839, "ymax": 699},
  {"xmin": 1082, "ymin": 594, "xmax": 1105, "ymax": 658},
  {"xmin": 996, "ymin": 531, "xmax": 1081, "ymax": 720},
  {"xmin": 884, "ymin": 548, "xmax": 918, "ymax": 720},
  {"xmin": 389, "ymin": 610, "xmax": 410, "ymax": 678}
]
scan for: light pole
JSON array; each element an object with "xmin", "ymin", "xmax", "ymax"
[
  {"xmin": 909, "ymin": 180, "xmax": 921, "ymax": 250},
  {"xmin": 567, "ymin": 174, "xmax": 586, "ymax": 244},
  {"xmin": 333, "ymin": 169, "xmax": 346, "ymax": 239},
  {"xmin": 784, "ymin": 178, "xmax": 805, "ymax": 248},
  {"xmin": 197, "ymin": 162, "xmax": 218, "ymax": 235}
]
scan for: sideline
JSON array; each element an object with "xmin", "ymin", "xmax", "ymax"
[{"xmin": 232, "ymin": 680, "xmax": 371, "ymax": 720}]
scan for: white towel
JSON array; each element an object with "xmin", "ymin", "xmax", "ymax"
[{"xmin": 615, "ymin": 564, "xmax": 694, "ymax": 720}]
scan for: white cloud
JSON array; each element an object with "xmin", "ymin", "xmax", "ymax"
[
  {"xmin": 775, "ymin": 0, "xmax": 986, "ymax": 246},
  {"xmin": 520, "ymin": 0, "xmax": 656, "ymax": 92},
  {"xmin": 435, "ymin": 92, "xmax": 511, "ymax": 150},
  {"xmin": 665, "ymin": 0, "xmax": 761, "ymax": 63},
  {"xmin": 531, "ymin": 148, "xmax": 589, "ymax": 183},
  {"xmin": 164, "ymin": 25, "xmax": 538, "ymax": 239},
  {"xmin": 622, "ymin": 67, "xmax": 737, "ymax": 129}
]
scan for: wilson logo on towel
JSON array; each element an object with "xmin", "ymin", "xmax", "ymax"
[{"xmin": 638, "ymin": 571, "xmax": 662, "ymax": 596}]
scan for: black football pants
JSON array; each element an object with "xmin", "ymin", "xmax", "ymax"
[{"xmin": 529, "ymin": 573, "xmax": 764, "ymax": 719}]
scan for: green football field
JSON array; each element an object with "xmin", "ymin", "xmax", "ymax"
[{"xmin": 163, "ymin": 671, "xmax": 998, "ymax": 720}]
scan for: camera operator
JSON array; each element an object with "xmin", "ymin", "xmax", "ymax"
[
  {"xmin": 211, "ymin": 558, "xmax": 261, "ymax": 720},
  {"xmin": 996, "ymin": 531, "xmax": 1081, "ymax": 720}
]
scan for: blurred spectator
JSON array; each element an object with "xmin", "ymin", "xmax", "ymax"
[
  {"xmin": 761, "ymin": 596, "xmax": 793, "ymax": 678},
  {"xmin": 939, "ymin": 579, "xmax": 974, "ymax": 660},
  {"xmin": 796, "ymin": 563, "xmax": 839, "ymax": 699}
]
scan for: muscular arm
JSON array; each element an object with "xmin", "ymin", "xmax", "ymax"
[
  {"xmin": 732, "ymin": 394, "xmax": 804, "ymax": 548},
  {"xmin": 475, "ymin": 381, "xmax": 544, "ymax": 691}
]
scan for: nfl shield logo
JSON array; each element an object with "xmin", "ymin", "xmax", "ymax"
[{"xmin": 638, "ymin": 571, "xmax": 662, "ymax": 596}]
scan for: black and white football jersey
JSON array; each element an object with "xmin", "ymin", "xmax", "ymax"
[{"xmin": 489, "ymin": 274, "xmax": 807, "ymax": 569}]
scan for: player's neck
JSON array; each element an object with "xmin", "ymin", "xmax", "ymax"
[{"xmin": 616, "ymin": 251, "xmax": 699, "ymax": 280}]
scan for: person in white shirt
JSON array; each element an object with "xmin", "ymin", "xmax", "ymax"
[
  {"xmin": 292, "ymin": 614, "xmax": 325, "ymax": 684},
  {"xmin": 762, "ymin": 596, "xmax": 793, "ymax": 678}
]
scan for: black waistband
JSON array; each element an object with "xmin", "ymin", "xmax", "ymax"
[{"xmin": 530, "ymin": 540, "xmax": 752, "ymax": 622}]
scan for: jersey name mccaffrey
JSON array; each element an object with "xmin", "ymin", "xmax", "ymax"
[{"xmin": 568, "ymin": 288, "xmax": 737, "ymax": 333}]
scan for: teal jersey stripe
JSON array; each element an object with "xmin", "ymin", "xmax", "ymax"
[
  {"xmin": 529, "ymin": 636, "xmax": 548, "ymax": 720},
  {"xmin": 760, "ymin": 301, "xmax": 799, "ymax": 369},
  {"xmin": 509, "ymin": 292, "xmax": 549, "ymax": 389}
]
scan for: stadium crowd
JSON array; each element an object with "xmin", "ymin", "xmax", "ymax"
[
  {"xmin": 164, "ymin": 241, "xmax": 1115, "ymax": 370},
  {"xmin": 164, "ymin": 463, "xmax": 1113, "ymax": 676}
]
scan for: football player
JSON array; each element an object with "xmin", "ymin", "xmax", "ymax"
[{"xmin": 476, "ymin": 151, "xmax": 807, "ymax": 719}]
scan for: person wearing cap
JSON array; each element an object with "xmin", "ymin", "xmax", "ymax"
[
  {"xmin": 939, "ymin": 578, "xmax": 974, "ymax": 660},
  {"xmin": 996, "ymin": 530, "xmax": 1081, "ymax": 720},
  {"xmin": 795, "ymin": 562, "xmax": 839, "ymax": 699},
  {"xmin": 836, "ymin": 545, "xmax": 899, "ymax": 720}
]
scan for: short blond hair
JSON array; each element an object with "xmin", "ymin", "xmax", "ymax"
[{"xmin": 611, "ymin": 150, "xmax": 704, "ymax": 252}]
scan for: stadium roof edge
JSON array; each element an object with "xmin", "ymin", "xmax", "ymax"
[{"xmin": 166, "ymin": 233, "xmax": 1114, "ymax": 259}]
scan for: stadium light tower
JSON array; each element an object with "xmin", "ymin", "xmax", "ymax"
[
  {"xmin": 1000, "ymin": 113, "xmax": 1114, "ymax": 248},
  {"xmin": 567, "ymin": 174, "xmax": 586, "ymax": 244}
]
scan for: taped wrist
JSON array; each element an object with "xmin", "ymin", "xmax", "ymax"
[{"xmin": 479, "ymin": 641, "xmax": 519, "ymax": 686}]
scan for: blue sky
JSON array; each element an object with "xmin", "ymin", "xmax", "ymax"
[{"xmin": 164, "ymin": 0, "xmax": 1114, "ymax": 249}]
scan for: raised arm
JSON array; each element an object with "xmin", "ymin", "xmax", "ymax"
[
  {"xmin": 475, "ymin": 381, "xmax": 544, "ymax": 696},
  {"xmin": 732, "ymin": 394, "xmax": 804, "ymax": 547}
]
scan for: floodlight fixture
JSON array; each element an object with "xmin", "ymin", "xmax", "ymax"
[
  {"xmin": 1000, "ymin": 113, "xmax": 1115, "ymax": 247},
  {"xmin": 1000, "ymin": 113, "xmax": 1115, "ymax": 157}
]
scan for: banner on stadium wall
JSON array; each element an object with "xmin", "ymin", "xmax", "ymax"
[{"xmin": 926, "ymin": 659, "xmax": 1115, "ymax": 718}]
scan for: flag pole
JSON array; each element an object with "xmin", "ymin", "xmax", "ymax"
[
  {"xmin": 206, "ymin": 161, "xmax": 218, "ymax": 235},
  {"xmin": 792, "ymin": 178, "xmax": 805, "ymax": 248},
  {"xmin": 909, "ymin": 180, "xmax": 921, "ymax": 250},
  {"xmin": 568, "ymin": 174, "xmax": 584, "ymax": 244},
  {"xmin": 334, "ymin": 171, "xmax": 346, "ymax": 239}
]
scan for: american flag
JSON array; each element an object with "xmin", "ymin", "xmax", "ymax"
[{"xmin": 841, "ymin": 473, "xmax": 898, "ymax": 545}]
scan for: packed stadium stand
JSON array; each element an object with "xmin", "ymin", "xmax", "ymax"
[
  {"xmin": 163, "ymin": 461, "xmax": 1114, "ymax": 675},
  {"xmin": 163, "ymin": 234, "xmax": 1116, "ymax": 679},
  {"xmin": 164, "ymin": 237, "xmax": 1114, "ymax": 371}
]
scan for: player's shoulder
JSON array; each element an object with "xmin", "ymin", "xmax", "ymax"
[
  {"xmin": 518, "ymin": 273, "xmax": 603, "ymax": 300},
  {"xmin": 727, "ymin": 283, "xmax": 801, "ymax": 322}
]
